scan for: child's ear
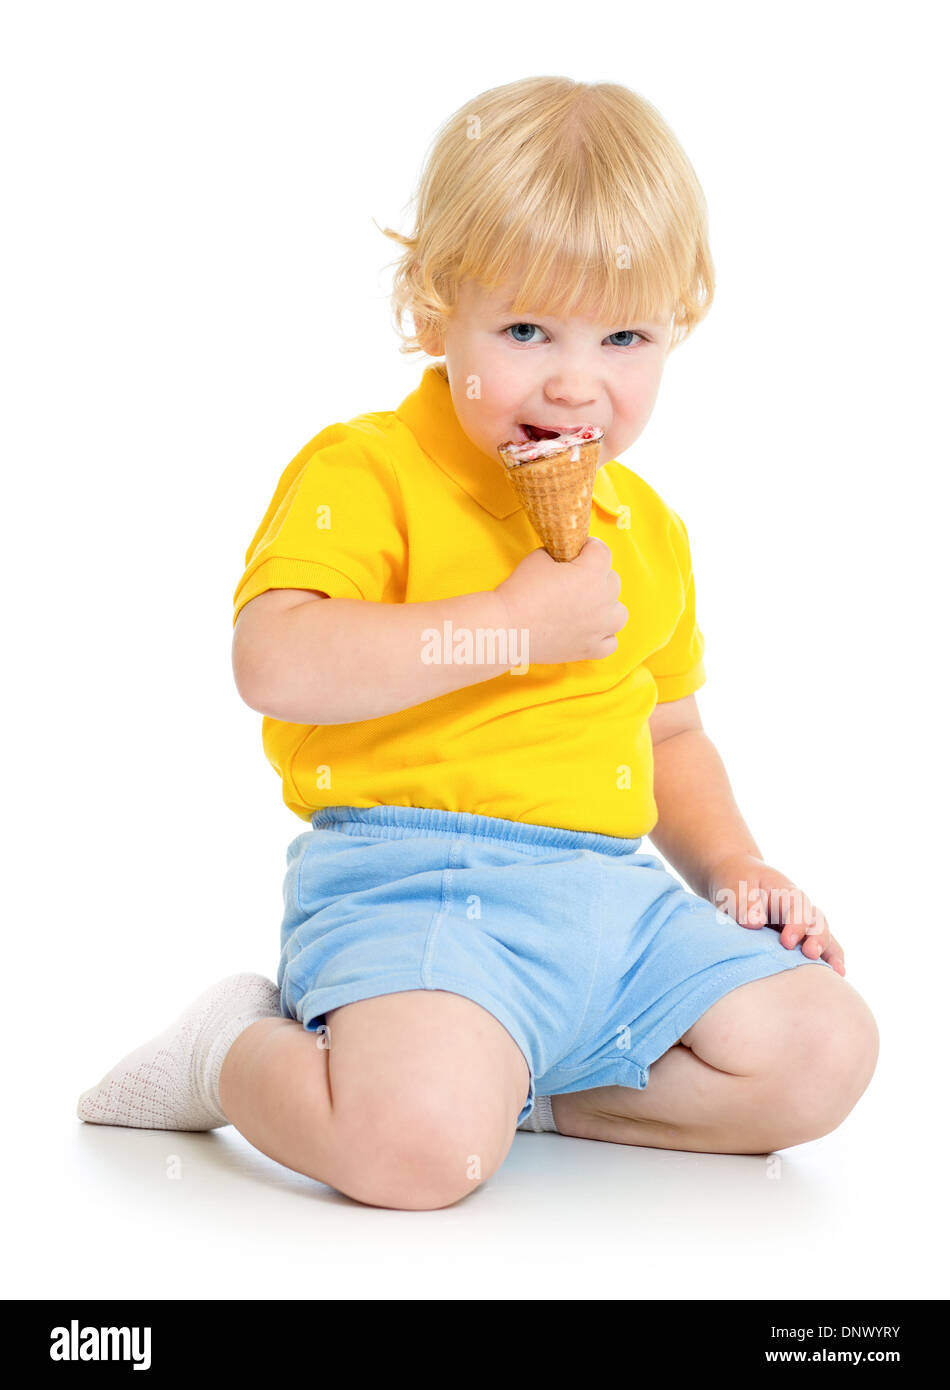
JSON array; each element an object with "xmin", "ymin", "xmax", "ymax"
[{"xmin": 412, "ymin": 310, "xmax": 445, "ymax": 358}]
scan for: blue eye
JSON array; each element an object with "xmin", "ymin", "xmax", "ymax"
[
  {"xmin": 504, "ymin": 323, "xmax": 648, "ymax": 347},
  {"xmin": 505, "ymin": 323, "xmax": 545, "ymax": 343}
]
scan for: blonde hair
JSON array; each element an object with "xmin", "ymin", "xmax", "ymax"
[{"xmin": 376, "ymin": 76, "xmax": 715, "ymax": 357}]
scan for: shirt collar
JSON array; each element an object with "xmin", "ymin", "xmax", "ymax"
[{"xmin": 394, "ymin": 361, "xmax": 623, "ymax": 519}]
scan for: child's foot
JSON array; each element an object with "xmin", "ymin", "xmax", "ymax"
[{"xmin": 76, "ymin": 972, "xmax": 282, "ymax": 1131}]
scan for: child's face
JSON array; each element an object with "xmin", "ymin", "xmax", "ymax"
[{"xmin": 433, "ymin": 277, "xmax": 673, "ymax": 465}]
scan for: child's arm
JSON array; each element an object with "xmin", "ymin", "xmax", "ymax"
[
  {"xmin": 233, "ymin": 538, "xmax": 626, "ymax": 726},
  {"xmin": 648, "ymin": 700, "xmax": 762, "ymax": 898},
  {"xmin": 648, "ymin": 695, "xmax": 846, "ymax": 976},
  {"xmin": 233, "ymin": 586, "xmax": 515, "ymax": 725}
]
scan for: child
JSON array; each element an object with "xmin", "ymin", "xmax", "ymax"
[{"xmin": 77, "ymin": 76, "xmax": 879, "ymax": 1210}]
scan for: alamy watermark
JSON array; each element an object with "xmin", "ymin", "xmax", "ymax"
[
  {"xmin": 420, "ymin": 621, "xmax": 530, "ymax": 674},
  {"xmin": 50, "ymin": 1321, "xmax": 151, "ymax": 1370},
  {"xmin": 714, "ymin": 880, "xmax": 822, "ymax": 932}
]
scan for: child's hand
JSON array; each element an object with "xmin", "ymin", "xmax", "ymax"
[
  {"xmin": 706, "ymin": 852, "xmax": 846, "ymax": 977},
  {"xmin": 494, "ymin": 537, "xmax": 628, "ymax": 665}
]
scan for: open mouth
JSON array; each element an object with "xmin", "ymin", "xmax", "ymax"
[{"xmin": 518, "ymin": 423, "xmax": 582, "ymax": 442}]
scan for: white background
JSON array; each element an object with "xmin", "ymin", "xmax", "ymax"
[{"xmin": 3, "ymin": 0, "xmax": 947, "ymax": 1304}]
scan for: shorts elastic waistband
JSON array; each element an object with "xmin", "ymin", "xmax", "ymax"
[{"xmin": 309, "ymin": 805, "xmax": 643, "ymax": 856}]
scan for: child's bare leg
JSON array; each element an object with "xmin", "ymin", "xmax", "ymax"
[
  {"xmin": 551, "ymin": 964, "xmax": 879, "ymax": 1154},
  {"xmin": 218, "ymin": 989, "xmax": 530, "ymax": 1210}
]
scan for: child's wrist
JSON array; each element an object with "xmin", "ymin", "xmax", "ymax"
[{"xmin": 489, "ymin": 582, "xmax": 522, "ymax": 635}]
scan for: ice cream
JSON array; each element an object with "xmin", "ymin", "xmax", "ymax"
[{"xmin": 497, "ymin": 424, "xmax": 605, "ymax": 561}]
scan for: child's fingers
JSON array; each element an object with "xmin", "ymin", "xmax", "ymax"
[
  {"xmin": 743, "ymin": 887, "xmax": 768, "ymax": 926},
  {"xmin": 781, "ymin": 914, "xmax": 820, "ymax": 950},
  {"xmin": 800, "ymin": 929, "xmax": 846, "ymax": 976},
  {"xmin": 780, "ymin": 920, "xmax": 805, "ymax": 949},
  {"xmin": 820, "ymin": 936, "xmax": 846, "ymax": 977},
  {"xmin": 803, "ymin": 901, "xmax": 829, "ymax": 936},
  {"xmin": 785, "ymin": 897, "xmax": 826, "ymax": 946}
]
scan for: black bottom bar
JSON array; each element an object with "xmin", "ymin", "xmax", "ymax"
[{"xmin": 5, "ymin": 1297, "xmax": 945, "ymax": 1376}]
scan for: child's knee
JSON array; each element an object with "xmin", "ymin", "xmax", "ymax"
[
  {"xmin": 789, "ymin": 969, "xmax": 878, "ymax": 1092},
  {"xmin": 759, "ymin": 973, "xmax": 880, "ymax": 1145},
  {"xmin": 331, "ymin": 1099, "xmax": 509, "ymax": 1210}
]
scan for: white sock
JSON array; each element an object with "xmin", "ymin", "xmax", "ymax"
[
  {"xmin": 76, "ymin": 972, "xmax": 282, "ymax": 1131},
  {"xmin": 517, "ymin": 1094, "xmax": 558, "ymax": 1133}
]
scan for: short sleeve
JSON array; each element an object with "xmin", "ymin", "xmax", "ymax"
[
  {"xmin": 642, "ymin": 509, "xmax": 706, "ymax": 702},
  {"xmin": 232, "ymin": 428, "xmax": 407, "ymax": 627}
]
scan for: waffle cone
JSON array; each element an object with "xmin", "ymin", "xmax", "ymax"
[{"xmin": 497, "ymin": 437, "xmax": 602, "ymax": 561}]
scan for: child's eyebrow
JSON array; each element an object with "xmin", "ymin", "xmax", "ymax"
[{"xmin": 494, "ymin": 302, "xmax": 667, "ymax": 330}]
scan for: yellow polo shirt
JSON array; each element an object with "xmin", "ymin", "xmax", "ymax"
[{"xmin": 232, "ymin": 361, "xmax": 705, "ymax": 837}]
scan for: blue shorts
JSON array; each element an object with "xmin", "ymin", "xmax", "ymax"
[{"xmin": 277, "ymin": 805, "xmax": 831, "ymax": 1127}]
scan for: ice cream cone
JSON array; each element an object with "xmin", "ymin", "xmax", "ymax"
[{"xmin": 497, "ymin": 427, "xmax": 604, "ymax": 562}]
